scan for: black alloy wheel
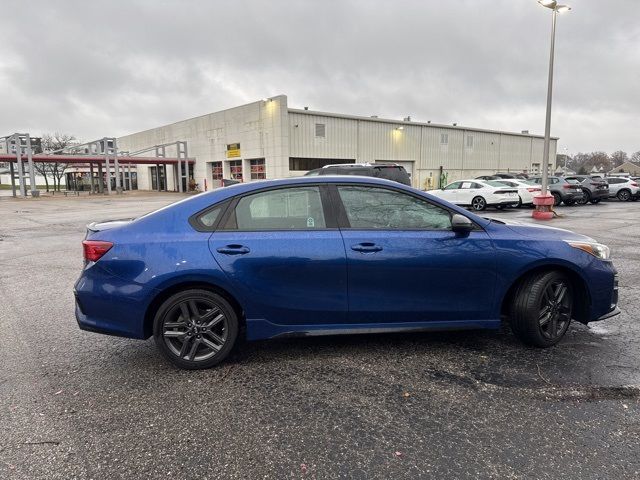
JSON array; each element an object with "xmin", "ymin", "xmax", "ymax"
[
  {"xmin": 510, "ymin": 271, "xmax": 573, "ymax": 347},
  {"xmin": 577, "ymin": 189, "xmax": 590, "ymax": 205},
  {"xmin": 153, "ymin": 289, "xmax": 238, "ymax": 369}
]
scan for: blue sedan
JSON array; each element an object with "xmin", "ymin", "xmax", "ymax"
[{"xmin": 75, "ymin": 176, "xmax": 620, "ymax": 369}]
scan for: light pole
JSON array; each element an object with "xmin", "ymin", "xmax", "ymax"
[{"xmin": 532, "ymin": 0, "xmax": 571, "ymax": 220}]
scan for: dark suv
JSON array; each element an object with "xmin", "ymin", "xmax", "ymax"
[
  {"xmin": 564, "ymin": 175, "xmax": 609, "ymax": 205},
  {"xmin": 529, "ymin": 176, "xmax": 584, "ymax": 206},
  {"xmin": 305, "ymin": 163, "xmax": 411, "ymax": 186}
]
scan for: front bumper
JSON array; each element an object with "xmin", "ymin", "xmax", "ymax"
[{"xmin": 592, "ymin": 306, "xmax": 621, "ymax": 322}]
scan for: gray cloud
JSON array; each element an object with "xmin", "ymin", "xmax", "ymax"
[{"xmin": 1, "ymin": 0, "xmax": 638, "ymax": 154}]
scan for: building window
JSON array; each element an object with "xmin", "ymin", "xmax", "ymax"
[
  {"xmin": 211, "ymin": 161, "xmax": 223, "ymax": 180},
  {"xmin": 229, "ymin": 160, "xmax": 243, "ymax": 181},
  {"xmin": 440, "ymin": 133, "xmax": 449, "ymax": 145},
  {"xmin": 250, "ymin": 158, "xmax": 266, "ymax": 180},
  {"xmin": 466, "ymin": 135, "xmax": 474, "ymax": 148},
  {"xmin": 315, "ymin": 123, "xmax": 326, "ymax": 138},
  {"xmin": 289, "ymin": 157, "xmax": 355, "ymax": 171}
]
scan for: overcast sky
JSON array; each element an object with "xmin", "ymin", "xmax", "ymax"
[{"xmin": 1, "ymin": 0, "xmax": 638, "ymax": 155}]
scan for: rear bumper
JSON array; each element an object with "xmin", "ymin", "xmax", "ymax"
[
  {"xmin": 74, "ymin": 264, "xmax": 150, "ymax": 339},
  {"xmin": 561, "ymin": 191, "xmax": 584, "ymax": 201},
  {"xmin": 590, "ymin": 189, "xmax": 609, "ymax": 200}
]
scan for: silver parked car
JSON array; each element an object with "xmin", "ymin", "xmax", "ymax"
[{"xmin": 606, "ymin": 177, "xmax": 640, "ymax": 201}]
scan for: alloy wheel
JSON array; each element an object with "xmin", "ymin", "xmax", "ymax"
[
  {"xmin": 538, "ymin": 280, "xmax": 572, "ymax": 341},
  {"xmin": 162, "ymin": 298, "xmax": 228, "ymax": 362},
  {"xmin": 618, "ymin": 190, "xmax": 630, "ymax": 201},
  {"xmin": 472, "ymin": 196, "xmax": 486, "ymax": 211}
]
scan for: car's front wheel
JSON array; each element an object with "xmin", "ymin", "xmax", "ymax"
[
  {"xmin": 552, "ymin": 193, "xmax": 562, "ymax": 206},
  {"xmin": 153, "ymin": 289, "xmax": 239, "ymax": 369},
  {"xmin": 471, "ymin": 196, "xmax": 487, "ymax": 211},
  {"xmin": 509, "ymin": 271, "xmax": 573, "ymax": 347}
]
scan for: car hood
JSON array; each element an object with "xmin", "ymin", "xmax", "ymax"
[{"xmin": 486, "ymin": 217, "xmax": 596, "ymax": 243}]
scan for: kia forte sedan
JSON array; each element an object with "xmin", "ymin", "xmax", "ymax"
[{"xmin": 75, "ymin": 176, "xmax": 620, "ymax": 369}]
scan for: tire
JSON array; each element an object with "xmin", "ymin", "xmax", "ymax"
[
  {"xmin": 471, "ymin": 196, "xmax": 487, "ymax": 211},
  {"xmin": 517, "ymin": 196, "xmax": 523, "ymax": 208},
  {"xmin": 153, "ymin": 289, "xmax": 239, "ymax": 369},
  {"xmin": 577, "ymin": 189, "xmax": 590, "ymax": 205},
  {"xmin": 617, "ymin": 189, "xmax": 631, "ymax": 202},
  {"xmin": 509, "ymin": 271, "xmax": 573, "ymax": 348},
  {"xmin": 564, "ymin": 200, "xmax": 576, "ymax": 206},
  {"xmin": 590, "ymin": 199, "xmax": 601, "ymax": 204},
  {"xmin": 552, "ymin": 193, "xmax": 562, "ymax": 206}
]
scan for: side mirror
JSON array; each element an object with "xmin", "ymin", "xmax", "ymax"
[{"xmin": 451, "ymin": 214, "xmax": 474, "ymax": 233}]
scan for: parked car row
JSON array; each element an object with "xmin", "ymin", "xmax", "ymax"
[{"xmin": 301, "ymin": 164, "xmax": 639, "ymax": 210}]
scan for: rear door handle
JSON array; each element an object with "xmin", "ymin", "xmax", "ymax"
[
  {"xmin": 351, "ymin": 242, "xmax": 383, "ymax": 253},
  {"xmin": 216, "ymin": 244, "xmax": 250, "ymax": 255}
]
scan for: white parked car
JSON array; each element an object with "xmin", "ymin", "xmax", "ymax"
[
  {"xmin": 430, "ymin": 180, "xmax": 520, "ymax": 211},
  {"xmin": 491, "ymin": 179, "xmax": 541, "ymax": 207},
  {"xmin": 606, "ymin": 177, "xmax": 640, "ymax": 201}
]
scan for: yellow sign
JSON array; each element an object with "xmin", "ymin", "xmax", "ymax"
[{"xmin": 226, "ymin": 143, "xmax": 241, "ymax": 158}]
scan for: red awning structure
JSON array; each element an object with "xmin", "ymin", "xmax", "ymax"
[{"xmin": 0, "ymin": 154, "xmax": 195, "ymax": 165}]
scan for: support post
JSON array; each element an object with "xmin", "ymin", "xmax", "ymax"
[
  {"xmin": 104, "ymin": 138, "xmax": 112, "ymax": 194},
  {"xmin": 156, "ymin": 164, "xmax": 161, "ymax": 191},
  {"xmin": 89, "ymin": 163, "xmax": 95, "ymax": 194},
  {"xmin": 127, "ymin": 164, "xmax": 132, "ymax": 190},
  {"xmin": 25, "ymin": 134, "xmax": 39, "ymax": 197},
  {"xmin": 14, "ymin": 134, "xmax": 26, "ymax": 197},
  {"xmin": 9, "ymin": 161, "xmax": 16, "ymax": 197},
  {"xmin": 97, "ymin": 161, "xmax": 104, "ymax": 193}
]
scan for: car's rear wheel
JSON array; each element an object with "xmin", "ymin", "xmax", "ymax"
[
  {"xmin": 153, "ymin": 289, "xmax": 239, "ymax": 369},
  {"xmin": 577, "ymin": 189, "xmax": 590, "ymax": 205},
  {"xmin": 471, "ymin": 196, "xmax": 487, "ymax": 211},
  {"xmin": 552, "ymin": 193, "xmax": 562, "ymax": 206},
  {"xmin": 564, "ymin": 199, "xmax": 576, "ymax": 206},
  {"xmin": 509, "ymin": 271, "xmax": 573, "ymax": 347},
  {"xmin": 617, "ymin": 189, "xmax": 631, "ymax": 201}
]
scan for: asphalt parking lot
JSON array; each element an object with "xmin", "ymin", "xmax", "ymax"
[{"xmin": 1, "ymin": 192, "xmax": 639, "ymax": 479}]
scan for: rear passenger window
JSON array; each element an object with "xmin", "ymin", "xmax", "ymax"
[
  {"xmin": 338, "ymin": 186, "xmax": 451, "ymax": 230},
  {"xmin": 232, "ymin": 186, "xmax": 326, "ymax": 230}
]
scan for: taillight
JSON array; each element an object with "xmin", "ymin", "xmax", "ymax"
[
  {"xmin": 563, "ymin": 184, "xmax": 578, "ymax": 189},
  {"xmin": 82, "ymin": 240, "xmax": 113, "ymax": 262},
  {"xmin": 526, "ymin": 187, "xmax": 541, "ymax": 192},
  {"xmin": 631, "ymin": 182, "xmax": 638, "ymax": 187}
]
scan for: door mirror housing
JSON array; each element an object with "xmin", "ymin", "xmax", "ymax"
[{"xmin": 451, "ymin": 214, "xmax": 474, "ymax": 233}]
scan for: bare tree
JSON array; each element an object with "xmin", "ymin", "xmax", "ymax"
[
  {"xmin": 38, "ymin": 133, "xmax": 77, "ymax": 191},
  {"xmin": 631, "ymin": 151, "xmax": 640, "ymax": 164},
  {"xmin": 610, "ymin": 150, "xmax": 628, "ymax": 168}
]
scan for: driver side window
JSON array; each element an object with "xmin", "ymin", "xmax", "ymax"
[{"xmin": 337, "ymin": 186, "xmax": 452, "ymax": 230}]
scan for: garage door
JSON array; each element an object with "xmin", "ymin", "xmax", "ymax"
[{"xmin": 375, "ymin": 161, "xmax": 415, "ymax": 187}]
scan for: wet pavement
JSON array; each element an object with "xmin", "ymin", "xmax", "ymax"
[{"xmin": 1, "ymin": 193, "xmax": 639, "ymax": 479}]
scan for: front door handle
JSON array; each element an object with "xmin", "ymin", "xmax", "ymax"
[
  {"xmin": 216, "ymin": 244, "xmax": 250, "ymax": 255},
  {"xmin": 351, "ymin": 242, "xmax": 383, "ymax": 253}
]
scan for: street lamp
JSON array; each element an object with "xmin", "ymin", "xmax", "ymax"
[{"xmin": 532, "ymin": 0, "xmax": 571, "ymax": 220}]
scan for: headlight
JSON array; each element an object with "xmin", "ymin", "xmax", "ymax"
[{"xmin": 567, "ymin": 241, "xmax": 611, "ymax": 260}]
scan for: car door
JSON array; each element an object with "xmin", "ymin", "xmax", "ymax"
[
  {"xmin": 333, "ymin": 184, "xmax": 497, "ymax": 324},
  {"xmin": 209, "ymin": 184, "xmax": 347, "ymax": 325},
  {"xmin": 457, "ymin": 181, "xmax": 481, "ymax": 205},
  {"xmin": 437, "ymin": 181, "xmax": 462, "ymax": 204}
]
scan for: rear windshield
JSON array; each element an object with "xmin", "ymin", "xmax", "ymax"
[{"xmin": 487, "ymin": 180, "xmax": 512, "ymax": 187}]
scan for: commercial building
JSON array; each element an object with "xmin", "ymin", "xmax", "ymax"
[{"xmin": 117, "ymin": 94, "xmax": 557, "ymax": 191}]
